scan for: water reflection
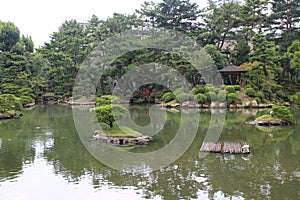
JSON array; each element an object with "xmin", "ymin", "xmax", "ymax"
[{"xmin": 0, "ymin": 105, "xmax": 299, "ymax": 199}]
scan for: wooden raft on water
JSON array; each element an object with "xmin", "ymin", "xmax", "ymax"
[{"xmin": 200, "ymin": 142, "xmax": 250, "ymax": 154}]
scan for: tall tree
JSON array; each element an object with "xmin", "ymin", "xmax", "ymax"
[
  {"xmin": 0, "ymin": 21, "xmax": 20, "ymax": 52},
  {"xmin": 269, "ymin": 0, "xmax": 300, "ymax": 31},
  {"xmin": 249, "ymin": 34, "xmax": 280, "ymax": 79},
  {"xmin": 137, "ymin": 0, "xmax": 201, "ymax": 36},
  {"xmin": 285, "ymin": 40, "xmax": 300, "ymax": 82},
  {"xmin": 38, "ymin": 20, "xmax": 89, "ymax": 95},
  {"xmin": 230, "ymin": 38, "xmax": 251, "ymax": 66},
  {"xmin": 199, "ymin": 1, "xmax": 241, "ymax": 49},
  {"xmin": 240, "ymin": 0, "xmax": 268, "ymax": 41}
]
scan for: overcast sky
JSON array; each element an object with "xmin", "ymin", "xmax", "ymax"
[
  {"xmin": 0, "ymin": 0, "xmax": 157, "ymax": 47},
  {"xmin": 0, "ymin": 0, "xmax": 205, "ymax": 48}
]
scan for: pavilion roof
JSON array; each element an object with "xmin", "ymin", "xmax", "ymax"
[{"xmin": 219, "ymin": 65, "xmax": 247, "ymax": 73}]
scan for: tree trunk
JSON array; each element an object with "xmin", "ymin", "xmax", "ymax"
[
  {"xmin": 109, "ymin": 121, "xmax": 113, "ymax": 128},
  {"xmin": 263, "ymin": 65, "xmax": 269, "ymax": 80}
]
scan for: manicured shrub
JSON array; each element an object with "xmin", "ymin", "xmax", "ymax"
[
  {"xmin": 225, "ymin": 86, "xmax": 235, "ymax": 93},
  {"xmin": 162, "ymin": 92, "xmax": 175, "ymax": 103},
  {"xmin": 192, "ymin": 85, "xmax": 205, "ymax": 94},
  {"xmin": 214, "ymin": 88, "xmax": 221, "ymax": 94},
  {"xmin": 96, "ymin": 95, "xmax": 120, "ymax": 105},
  {"xmin": 227, "ymin": 93, "xmax": 237, "ymax": 105},
  {"xmin": 262, "ymin": 88, "xmax": 274, "ymax": 101},
  {"xmin": 256, "ymin": 91, "xmax": 264, "ymax": 100},
  {"xmin": 246, "ymin": 88, "xmax": 255, "ymax": 97},
  {"xmin": 276, "ymin": 90, "xmax": 287, "ymax": 101},
  {"xmin": 173, "ymin": 88, "xmax": 185, "ymax": 96},
  {"xmin": 290, "ymin": 93, "xmax": 300, "ymax": 107},
  {"xmin": 20, "ymin": 96, "xmax": 34, "ymax": 105},
  {"xmin": 205, "ymin": 84, "xmax": 215, "ymax": 93},
  {"xmin": 176, "ymin": 93, "xmax": 194, "ymax": 103},
  {"xmin": 234, "ymin": 85, "xmax": 241, "ymax": 91},
  {"xmin": 271, "ymin": 106, "xmax": 293, "ymax": 122},
  {"xmin": 255, "ymin": 97, "xmax": 262, "ymax": 104},
  {"xmin": 206, "ymin": 91, "xmax": 217, "ymax": 102},
  {"xmin": 194, "ymin": 93, "xmax": 207, "ymax": 104},
  {"xmin": 217, "ymin": 90, "xmax": 227, "ymax": 102},
  {"xmin": 0, "ymin": 94, "xmax": 23, "ymax": 112}
]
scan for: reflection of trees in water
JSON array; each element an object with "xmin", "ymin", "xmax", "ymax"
[{"xmin": 1, "ymin": 105, "xmax": 300, "ymax": 199}]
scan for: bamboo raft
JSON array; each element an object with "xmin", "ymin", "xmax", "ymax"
[{"xmin": 200, "ymin": 142, "xmax": 250, "ymax": 154}]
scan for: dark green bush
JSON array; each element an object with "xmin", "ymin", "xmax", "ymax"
[
  {"xmin": 255, "ymin": 97, "xmax": 261, "ymax": 104},
  {"xmin": 272, "ymin": 106, "xmax": 293, "ymax": 122},
  {"xmin": 217, "ymin": 90, "xmax": 227, "ymax": 102},
  {"xmin": 262, "ymin": 88, "xmax": 274, "ymax": 101},
  {"xmin": 192, "ymin": 85, "xmax": 205, "ymax": 94},
  {"xmin": 173, "ymin": 88, "xmax": 185, "ymax": 96},
  {"xmin": 194, "ymin": 93, "xmax": 207, "ymax": 104},
  {"xmin": 225, "ymin": 86, "xmax": 235, "ymax": 93},
  {"xmin": 214, "ymin": 88, "xmax": 221, "ymax": 94},
  {"xmin": 162, "ymin": 92, "xmax": 175, "ymax": 103},
  {"xmin": 20, "ymin": 96, "xmax": 34, "ymax": 105},
  {"xmin": 256, "ymin": 91, "xmax": 264, "ymax": 100},
  {"xmin": 207, "ymin": 91, "xmax": 217, "ymax": 102},
  {"xmin": 276, "ymin": 90, "xmax": 287, "ymax": 101},
  {"xmin": 246, "ymin": 88, "xmax": 255, "ymax": 97},
  {"xmin": 290, "ymin": 92, "xmax": 300, "ymax": 107},
  {"xmin": 96, "ymin": 95, "xmax": 120, "ymax": 105},
  {"xmin": 176, "ymin": 93, "xmax": 194, "ymax": 103},
  {"xmin": 234, "ymin": 85, "xmax": 241, "ymax": 91},
  {"xmin": 227, "ymin": 93, "xmax": 237, "ymax": 105}
]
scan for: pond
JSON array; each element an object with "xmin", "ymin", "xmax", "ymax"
[{"xmin": 0, "ymin": 105, "xmax": 299, "ymax": 199}]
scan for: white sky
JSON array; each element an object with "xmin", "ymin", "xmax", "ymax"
[{"xmin": 0, "ymin": 0, "xmax": 206, "ymax": 48}]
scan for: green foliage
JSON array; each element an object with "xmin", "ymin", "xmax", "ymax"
[
  {"xmin": 234, "ymin": 85, "xmax": 241, "ymax": 91},
  {"xmin": 204, "ymin": 45, "xmax": 228, "ymax": 69},
  {"xmin": 0, "ymin": 94, "xmax": 23, "ymax": 113},
  {"xmin": 162, "ymin": 92, "xmax": 175, "ymax": 103},
  {"xmin": 0, "ymin": 21, "xmax": 20, "ymax": 52},
  {"xmin": 206, "ymin": 91, "xmax": 217, "ymax": 102},
  {"xmin": 96, "ymin": 95, "xmax": 120, "ymax": 106},
  {"xmin": 224, "ymin": 86, "xmax": 235, "ymax": 93},
  {"xmin": 95, "ymin": 104, "xmax": 127, "ymax": 128},
  {"xmin": 194, "ymin": 93, "xmax": 207, "ymax": 104},
  {"xmin": 217, "ymin": 90, "xmax": 227, "ymax": 102},
  {"xmin": 271, "ymin": 106, "xmax": 294, "ymax": 122},
  {"xmin": 173, "ymin": 88, "xmax": 185, "ymax": 96},
  {"xmin": 230, "ymin": 39, "xmax": 250, "ymax": 65},
  {"xmin": 246, "ymin": 88, "xmax": 255, "ymax": 97},
  {"xmin": 176, "ymin": 93, "xmax": 194, "ymax": 104},
  {"xmin": 249, "ymin": 34, "xmax": 280, "ymax": 79},
  {"xmin": 192, "ymin": 85, "xmax": 206, "ymax": 94},
  {"xmin": 256, "ymin": 91, "xmax": 264, "ymax": 101},
  {"xmin": 289, "ymin": 92, "xmax": 300, "ymax": 107},
  {"xmin": 20, "ymin": 96, "xmax": 34, "ymax": 106},
  {"xmin": 227, "ymin": 93, "xmax": 236, "ymax": 105},
  {"xmin": 276, "ymin": 90, "xmax": 287, "ymax": 101},
  {"xmin": 137, "ymin": 0, "xmax": 200, "ymax": 36},
  {"xmin": 255, "ymin": 97, "xmax": 262, "ymax": 104}
]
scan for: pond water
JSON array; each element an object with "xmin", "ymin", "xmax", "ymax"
[{"xmin": 0, "ymin": 105, "xmax": 299, "ymax": 200}]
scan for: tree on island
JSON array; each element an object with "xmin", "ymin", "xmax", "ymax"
[
  {"xmin": 94, "ymin": 95, "xmax": 127, "ymax": 128},
  {"xmin": 255, "ymin": 106, "xmax": 294, "ymax": 124}
]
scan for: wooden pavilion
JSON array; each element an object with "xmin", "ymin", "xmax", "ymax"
[{"xmin": 219, "ymin": 64, "xmax": 247, "ymax": 85}]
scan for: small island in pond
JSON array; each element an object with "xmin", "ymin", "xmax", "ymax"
[
  {"xmin": 247, "ymin": 106, "xmax": 294, "ymax": 126},
  {"xmin": 92, "ymin": 126, "xmax": 152, "ymax": 146},
  {"xmin": 91, "ymin": 95, "xmax": 152, "ymax": 146}
]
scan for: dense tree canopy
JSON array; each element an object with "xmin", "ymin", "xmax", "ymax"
[{"xmin": 1, "ymin": 0, "xmax": 300, "ymax": 113}]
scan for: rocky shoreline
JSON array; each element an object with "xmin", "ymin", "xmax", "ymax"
[
  {"xmin": 91, "ymin": 130, "xmax": 152, "ymax": 146},
  {"xmin": 159, "ymin": 101, "xmax": 290, "ymax": 109},
  {"xmin": 247, "ymin": 119, "xmax": 292, "ymax": 126}
]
